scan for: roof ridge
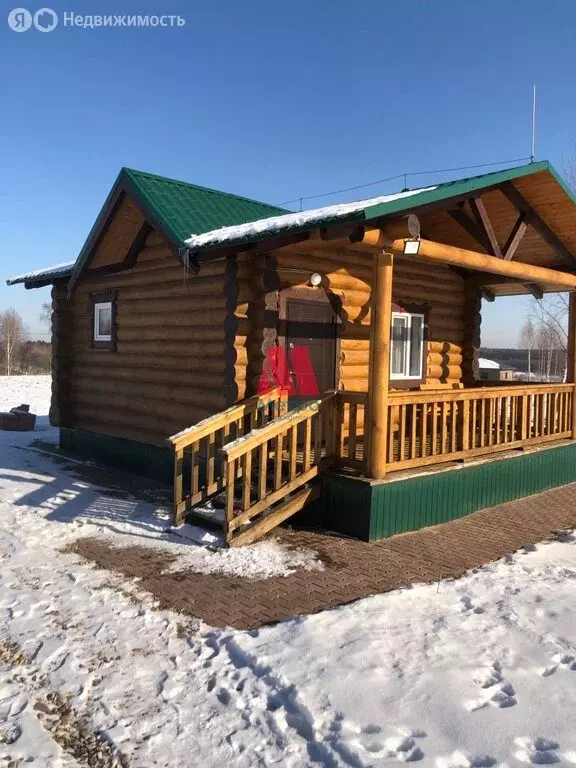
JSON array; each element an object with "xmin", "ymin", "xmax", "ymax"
[
  {"xmin": 122, "ymin": 167, "xmax": 288, "ymax": 214},
  {"xmin": 429, "ymin": 160, "xmax": 551, "ymax": 191},
  {"xmin": 185, "ymin": 160, "xmax": 564, "ymax": 253}
]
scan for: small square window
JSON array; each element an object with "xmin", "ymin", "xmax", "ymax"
[
  {"xmin": 390, "ymin": 311, "xmax": 425, "ymax": 381},
  {"xmin": 90, "ymin": 292, "xmax": 116, "ymax": 349},
  {"xmin": 94, "ymin": 302, "xmax": 112, "ymax": 341}
]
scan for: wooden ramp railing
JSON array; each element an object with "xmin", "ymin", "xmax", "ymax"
[
  {"xmin": 221, "ymin": 393, "xmax": 337, "ymax": 547},
  {"xmin": 387, "ymin": 383, "xmax": 574, "ymax": 471},
  {"xmin": 168, "ymin": 387, "xmax": 288, "ymax": 525}
]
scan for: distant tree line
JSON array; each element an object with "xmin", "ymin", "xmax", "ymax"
[
  {"xmin": 0, "ymin": 307, "xmax": 51, "ymax": 375},
  {"xmin": 481, "ymin": 346, "xmax": 566, "ymax": 382}
]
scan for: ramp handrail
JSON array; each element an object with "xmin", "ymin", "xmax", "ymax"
[
  {"xmin": 169, "ymin": 387, "xmax": 288, "ymax": 525},
  {"xmin": 221, "ymin": 392, "xmax": 338, "ymax": 546}
]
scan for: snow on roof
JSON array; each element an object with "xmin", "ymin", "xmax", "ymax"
[
  {"xmin": 185, "ymin": 186, "xmax": 437, "ymax": 251},
  {"xmin": 478, "ymin": 358, "xmax": 500, "ymax": 369},
  {"xmin": 6, "ymin": 261, "xmax": 76, "ymax": 287}
]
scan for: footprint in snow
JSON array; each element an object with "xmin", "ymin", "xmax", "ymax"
[
  {"xmin": 436, "ymin": 751, "xmax": 497, "ymax": 768},
  {"xmin": 460, "ymin": 596, "xmax": 484, "ymax": 615},
  {"xmin": 549, "ymin": 530, "xmax": 576, "ymax": 543},
  {"xmin": 473, "ymin": 662, "xmax": 503, "ymax": 689},
  {"xmin": 514, "ymin": 736, "xmax": 560, "ymax": 764},
  {"xmin": 42, "ymin": 646, "xmax": 69, "ymax": 673},
  {"xmin": 466, "ymin": 663, "xmax": 516, "ymax": 711},
  {"xmin": 0, "ymin": 722, "xmax": 22, "ymax": 746},
  {"xmin": 0, "ymin": 687, "xmax": 28, "ymax": 721},
  {"xmin": 362, "ymin": 723, "xmax": 382, "ymax": 735},
  {"xmin": 216, "ymin": 687, "xmax": 231, "ymax": 706},
  {"xmin": 538, "ymin": 652, "xmax": 576, "ymax": 677},
  {"xmin": 519, "ymin": 542, "xmax": 537, "ymax": 554},
  {"xmin": 199, "ymin": 635, "xmax": 220, "ymax": 666},
  {"xmin": 466, "ymin": 682, "xmax": 517, "ymax": 712},
  {"xmin": 353, "ymin": 730, "xmax": 425, "ymax": 762},
  {"xmin": 21, "ymin": 639, "xmax": 43, "ymax": 663},
  {"xmin": 156, "ymin": 671, "xmax": 169, "ymax": 697}
]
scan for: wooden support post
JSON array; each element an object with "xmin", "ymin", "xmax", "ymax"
[
  {"xmin": 367, "ymin": 251, "xmax": 393, "ymax": 479},
  {"xmin": 567, "ymin": 292, "xmax": 576, "ymax": 439},
  {"xmin": 172, "ymin": 447, "xmax": 185, "ymax": 526}
]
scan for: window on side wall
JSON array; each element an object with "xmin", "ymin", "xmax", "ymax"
[
  {"xmin": 91, "ymin": 292, "xmax": 116, "ymax": 349},
  {"xmin": 390, "ymin": 311, "xmax": 425, "ymax": 381}
]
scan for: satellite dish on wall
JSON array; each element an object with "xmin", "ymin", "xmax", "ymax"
[{"xmin": 407, "ymin": 214, "xmax": 421, "ymax": 239}]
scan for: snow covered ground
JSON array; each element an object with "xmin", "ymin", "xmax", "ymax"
[
  {"xmin": 1, "ymin": 376, "xmax": 576, "ymax": 766},
  {"xmin": 0, "ymin": 376, "xmax": 323, "ymax": 581}
]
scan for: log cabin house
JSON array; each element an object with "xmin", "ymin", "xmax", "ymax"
[{"xmin": 8, "ymin": 161, "xmax": 576, "ymax": 546}]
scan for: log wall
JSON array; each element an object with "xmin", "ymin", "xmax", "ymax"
[
  {"xmin": 50, "ymin": 282, "xmax": 73, "ymax": 427},
  {"xmin": 61, "ymin": 234, "xmax": 230, "ymax": 445},
  {"xmin": 55, "ymin": 235, "xmax": 479, "ymax": 448},
  {"xmin": 233, "ymin": 246, "xmax": 474, "ymax": 395},
  {"xmin": 394, "ymin": 254, "xmax": 469, "ymax": 388}
]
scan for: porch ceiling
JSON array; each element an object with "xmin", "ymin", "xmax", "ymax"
[{"xmin": 390, "ymin": 168, "xmax": 576, "ymax": 296}]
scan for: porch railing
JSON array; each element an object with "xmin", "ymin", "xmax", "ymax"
[
  {"xmin": 337, "ymin": 391, "xmax": 367, "ymax": 468},
  {"xmin": 332, "ymin": 383, "xmax": 574, "ymax": 474},
  {"xmin": 168, "ymin": 387, "xmax": 288, "ymax": 525},
  {"xmin": 221, "ymin": 392, "xmax": 337, "ymax": 547},
  {"xmin": 170, "ymin": 383, "xmax": 574, "ymax": 537},
  {"xmin": 386, "ymin": 383, "xmax": 574, "ymax": 471}
]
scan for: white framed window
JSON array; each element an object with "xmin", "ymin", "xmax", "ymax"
[
  {"xmin": 390, "ymin": 311, "xmax": 425, "ymax": 380},
  {"xmin": 93, "ymin": 301, "xmax": 112, "ymax": 342}
]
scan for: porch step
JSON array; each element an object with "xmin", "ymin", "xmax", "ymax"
[
  {"xmin": 228, "ymin": 482, "xmax": 321, "ymax": 547},
  {"xmin": 187, "ymin": 464, "xmax": 312, "ymax": 529},
  {"xmin": 186, "ymin": 499, "xmax": 225, "ymax": 528}
]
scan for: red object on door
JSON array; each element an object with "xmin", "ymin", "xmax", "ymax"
[
  {"xmin": 288, "ymin": 345, "xmax": 320, "ymax": 396},
  {"xmin": 257, "ymin": 345, "xmax": 320, "ymax": 396},
  {"xmin": 257, "ymin": 346, "xmax": 296, "ymax": 395}
]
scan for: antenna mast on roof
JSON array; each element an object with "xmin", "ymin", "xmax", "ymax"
[{"xmin": 530, "ymin": 85, "xmax": 536, "ymax": 163}]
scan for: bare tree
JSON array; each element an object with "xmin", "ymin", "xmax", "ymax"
[
  {"xmin": 519, "ymin": 318, "xmax": 536, "ymax": 377},
  {"xmin": 535, "ymin": 323, "xmax": 563, "ymax": 381},
  {"xmin": 0, "ymin": 309, "xmax": 26, "ymax": 375},
  {"xmin": 39, "ymin": 302, "xmax": 51, "ymax": 328},
  {"xmin": 525, "ymin": 294, "xmax": 569, "ymax": 379}
]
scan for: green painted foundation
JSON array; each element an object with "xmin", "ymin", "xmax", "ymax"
[
  {"xmin": 59, "ymin": 427, "xmax": 217, "ymax": 488},
  {"xmin": 59, "ymin": 427, "xmax": 174, "ymax": 485},
  {"xmin": 319, "ymin": 442, "xmax": 576, "ymax": 541},
  {"xmin": 60, "ymin": 428, "xmax": 576, "ymax": 542}
]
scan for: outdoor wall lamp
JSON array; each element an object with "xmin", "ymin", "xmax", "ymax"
[
  {"xmin": 403, "ymin": 213, "xmax": 421, "ymax": 255},
  {"xmin": 309, "ymin": 272, "xmax": 323, "ymax": 287},
  {"xmin": 403, "ymin": 238, "xmax": 421, "ymax": 256}
]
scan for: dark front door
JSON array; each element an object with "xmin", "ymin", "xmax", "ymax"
[{"xmin": 285, "ymin": 298, "xmax": 337, "ymax": 397}]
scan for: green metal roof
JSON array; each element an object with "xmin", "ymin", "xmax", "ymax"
[
  {"xmin": 185, "ymin": 160, "xmax": 576, "ymax": 253},
  {"xmin": 122, "ymin": 167, "xmax": 288, "ymax": 245},
  {"xmin": 364, "ymin": 160, "xmax": 576, "ymax": 219},
  {"xmin": 8, "ymin": 169, "xmax": 288, "ymax": 289},
  {"xmin": 60, "ymin": 168, "xmax": 290, "ymax": 291},
  {"xmin": 10, "ymin": 159, "xmax": 575, "ymax": 290}
]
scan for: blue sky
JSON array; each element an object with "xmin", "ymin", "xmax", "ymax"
[{"xmin": 1, "ymin": 0, "xmax": 575, "ymax": 345}]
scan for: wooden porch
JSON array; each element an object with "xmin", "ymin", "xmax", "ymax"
[
  {"xmin": 170, "ymin": 380, "xmax": 576, "ymax": 546},
  {"xmin": 170, "ymin": 193, "xmax": 576, "ymax": 546}
]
